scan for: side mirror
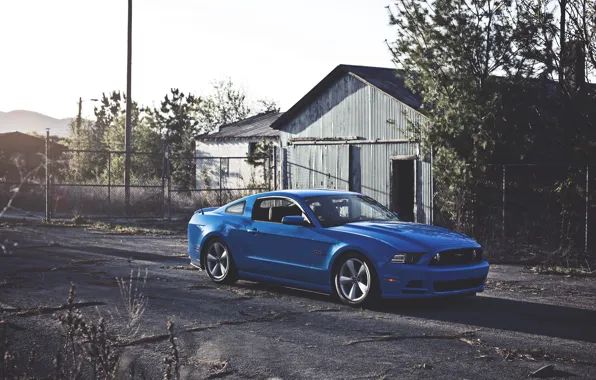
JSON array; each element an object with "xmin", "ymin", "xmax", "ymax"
[{"xmin": 281, "ymin": 215, "xmax": 308, "ymax": 226}]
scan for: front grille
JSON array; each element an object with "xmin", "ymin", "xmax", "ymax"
[
  {"xmin": 433, "ymin": 277, "xmax": 486, "ymax": 292},
  {"xmin": 429, "ymin": 248, "xmax": 482, "ymax": 266}
]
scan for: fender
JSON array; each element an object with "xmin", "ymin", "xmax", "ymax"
[
  {"xmin": 327, "ymin": 241, "xmax": 393, "ymax": 277},
  {"xmin": 191, "ymin": 228, "xmax": 225, "ymax": 270}
]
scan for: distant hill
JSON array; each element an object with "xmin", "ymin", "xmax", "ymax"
[{"xmin": 0, "ymin": 110, "xmax": 72, "ymax": 137}]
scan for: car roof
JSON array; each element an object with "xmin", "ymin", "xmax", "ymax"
[{"xmin": 250, "ymin": 189, "xmax": 361, "ymax": 198}]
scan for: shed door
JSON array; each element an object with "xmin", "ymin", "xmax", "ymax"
[
  {"xmin": 287, "ymin": 144, "xmax": 349, "ymax": 190},
  {"xmin": 390, "ymin": 158, "xmax": 416, "ymax": 222}
]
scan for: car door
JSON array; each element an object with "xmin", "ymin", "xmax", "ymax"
[{"xmin": 245, "ymin": 196, "xmax": 332, "ymax": 283}]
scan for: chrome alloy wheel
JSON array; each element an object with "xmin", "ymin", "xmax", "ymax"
[
  {"xmin": 338, "ymin": 258, "xmax": 371, "ymax": 302},
  {"xmin": 206, "ymin": 242, "xmax": 229, "ymax": 280}
]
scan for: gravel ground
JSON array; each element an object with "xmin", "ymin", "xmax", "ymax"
[{"xmin": 1, "ymin": 224, "xmax": 595, "ymax": 379}]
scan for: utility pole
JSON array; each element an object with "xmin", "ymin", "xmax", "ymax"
[{"xmin": 124, "ymin": 0, "xmax": 133, "ymax": 216}]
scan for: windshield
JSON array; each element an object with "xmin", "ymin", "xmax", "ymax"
[{"xmin": 303, "ymin": 195, "xmax": 400, "ymax": 228}]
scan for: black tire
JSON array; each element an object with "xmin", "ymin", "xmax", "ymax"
[
  {"xmin": 203, "ymin": 237, "xmax": 238, "ymax": 285},
  {"xmin": 333, "ymin": 252, "xmax": 380, "ymax": 307}
]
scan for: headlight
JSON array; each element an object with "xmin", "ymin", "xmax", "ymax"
[{"xmin": 391, "ymin": 252, "xmax": 424, "ymax": 264}]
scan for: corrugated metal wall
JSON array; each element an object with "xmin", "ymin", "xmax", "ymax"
[
  {"xmin": 279, "ymin": 73, "xmax": 433, "ymax": 224},
  {"xmin": 356, "ymin": 143, "xmax": 417, "ymax": 206},
  {"xmin": 286, "ymin": 142, "xmax": 433, "ymax": 224},
  {"xmin": 418, "ymin": 159, "xmax": 433, "ymax": 224},
  {"xmin": 287, "ymin": 145, "xmax": 350, "ymax": 190},
  {"xmin": 280, "ymin": 74, "xmax": 425, "ymax": 142}
]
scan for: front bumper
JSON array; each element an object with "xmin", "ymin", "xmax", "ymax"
[{"xmin": 379, "ymin": 260, "xmax": 490, "ymax": 299}]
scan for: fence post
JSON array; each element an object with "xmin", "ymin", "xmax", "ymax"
[
  {"xmin": 107, "ymin": 152, "xmax": 112, "ymax": 218},
  {"xmin": 219, "ymin": 158, "xmax": 223, "ymax": 206},
  {"xmin": 502, "ymin": 164, "xmax": 506, "ymax": 244},
  {"xmin": 161, "ymin": 144, "xmax": 166, "ymax": 219},
  {"xmin": 268, "ymin": 156, "xmax": 272, "ymax": 191},
  {"xmin": 167, "ymin": 146, "xmax": 171, "ymax": 221},
  {"xmin": 281, "ymin": 148, "xmax": 287, "ymax": 190},
  {"xmin": 586, "ymin": 165, "xmax": 589, "ymax": 252},
  {"xmin": 45, "ymin": 129, "xmax": 51, "ymax": 223},
  {"xmin": 273, "ymin": 147, "xmax": 278, "ymax": 190},
  {"xmin": 430, "ymin": 146, "xmax": 433, "ymax": 225}
]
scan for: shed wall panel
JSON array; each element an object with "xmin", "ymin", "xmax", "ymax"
[
  {"xmin": 356, "ymin": 143, "xmax": 419, "ymax": 208},
  {"xmin": 287, "ymin": 145, "xmax": 349, "ymax": 190},
  {"xmin": 279, "ymin": 74, "xmax": 425, "ymax": 144}
]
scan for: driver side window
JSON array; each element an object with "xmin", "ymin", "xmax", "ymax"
[
  {"xmin": 307, "ymin": 197, "xmax": 352, "ymax": 223},
  {"xmin": 252, "ymin": 197, "xmax": 308, "ymax": 224}
]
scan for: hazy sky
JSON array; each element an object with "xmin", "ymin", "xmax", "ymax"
[{"xmin": 0, "ymin": 0, "xmax": 395, "ymax": 119}]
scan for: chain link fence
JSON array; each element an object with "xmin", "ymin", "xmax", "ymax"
[
  {"xmin": 166, "ymin": 154, "xmax": 275, "ymax": 218},
  {"xmin": 2, "ymin": 138, "xmax": 593, "ymax": 255},
  {"xmin": 0, "ymin": 146, "xmax": 275, "ymax": 221},
  {"xmin": 432, "ymin": 163, "xmax": 595, "ymax": 253}
]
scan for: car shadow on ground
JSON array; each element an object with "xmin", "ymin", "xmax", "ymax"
[
  {"xmin": 375, "ymin": 295, "xmax": 596, "ymax": 344},
  {"xmin": 231, "ymin": 281, "xmax": 596, "ymax": 344}
]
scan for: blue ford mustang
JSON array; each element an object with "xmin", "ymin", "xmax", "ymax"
[{"xmin": 188, "ymin": 189, "xmax": 490, "ymax": 307}]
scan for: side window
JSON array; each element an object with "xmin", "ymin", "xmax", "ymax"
[
  {"xmin": 225, "ymin": 201, "xmax": 245, "ymax": 215},
  {"xmin": 252, "ymin": 197, "xmax": 307, "ymax": 223}
]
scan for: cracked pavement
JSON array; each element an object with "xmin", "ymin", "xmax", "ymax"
[{"xmin": 1, "ymin": 225, "xmax": 596, "ymax": 379}]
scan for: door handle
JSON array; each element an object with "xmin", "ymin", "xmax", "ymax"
[{"xmin": 247, "ymin": 228, "xmax": 259, "ymax": 234}]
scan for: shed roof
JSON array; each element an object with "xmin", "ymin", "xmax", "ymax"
[
  {"xmin": 0, "ymin": 131, "xmax": 66, "ymax": 152},
  {"xmin": 271, "ymin": 64, "xmax": 422, "ymax": 130},
  {"xmin": 194, "ymin": 112, "xmax": 282, "ymax": 141}
]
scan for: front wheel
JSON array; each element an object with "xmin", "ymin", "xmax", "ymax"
[
  {"xmin": 334, "ymin": 253, "xmax": 379, "ymax": 307},
  {"xmin": 204, "ymin": 238, "xmax": 238, "ymax": 285}
]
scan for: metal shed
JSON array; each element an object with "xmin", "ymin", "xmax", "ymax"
[
  {"xmin": 270, "ymin": 64, "xmax": 433, "ymax": 224},
  {"xmin": 193, "ymin": 112, "xmax": 282, "ymax": 191}
]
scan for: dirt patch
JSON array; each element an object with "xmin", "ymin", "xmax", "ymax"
[
  {"xmin": 527, "ymin": 265, "xmax": 595, "ymax": 277},
  {"xmin": 485, "ymin": 279, "xmax": 596, "ymax": 298}
]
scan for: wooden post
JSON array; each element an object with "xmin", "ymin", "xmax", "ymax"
[{"xmin": 124, "ymin": 0, "xmax": 133, "ymax": 216}]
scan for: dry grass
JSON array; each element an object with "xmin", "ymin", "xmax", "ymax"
[
  {"xmin": 32, "ymin": 219, "xmax": 188, "ymax": 236},
  {"xmin": 0, "ymin": 272, "xmax": 188, "ymax": 380},
  {"xmin": 116, "ymin": 269, "xmax": 149, "ymax": 338}
]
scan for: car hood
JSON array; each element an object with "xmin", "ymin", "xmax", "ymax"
[{"xmin": 331, "ymin": 221, "xmax": 479, "ymax": 252}]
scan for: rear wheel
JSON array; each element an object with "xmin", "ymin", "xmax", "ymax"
[
  {"xmin": 334, "ymin": 253, "xmax": 379, "ymax": 307},
  {"xmin": 204, "ymin": 238, "xmax": 238, "ymax": 285}
]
